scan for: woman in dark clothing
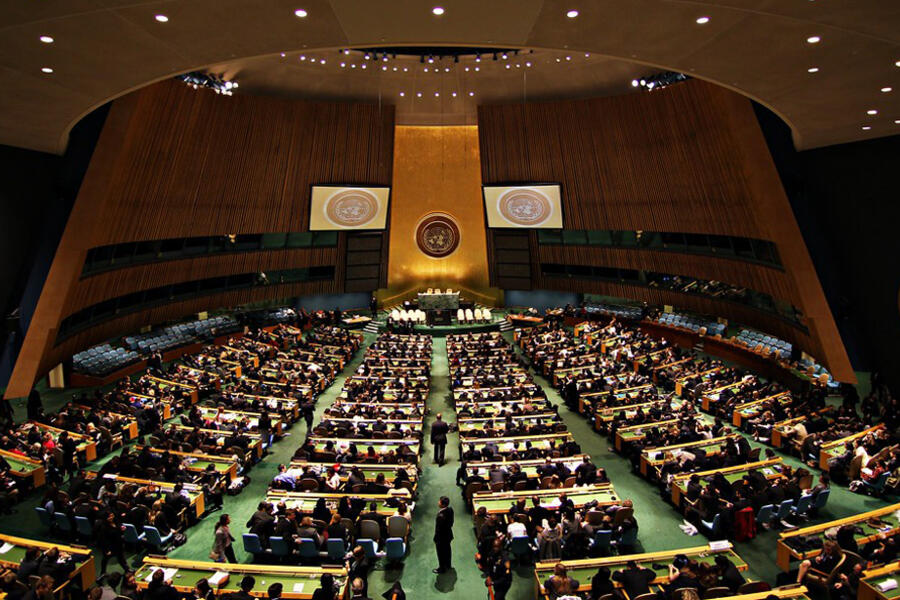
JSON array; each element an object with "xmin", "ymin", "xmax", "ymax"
[
  {"xmin": 591, "ymin": 566, "xmax": 617, "ymax": 600},
  {"xmin": 310, "ymin": 574, "xmax": 338, "ymax": 600},
  {"xmin": 97, "ymin": 512, "xmax": 129, "ymax": 574},
  {"xmin": 325, "ymin": 513, "xmax": 347, "ymax": 542},
  {"xmin": 312, "ymin": 498, "xmax": 332, "ymax": 523}
]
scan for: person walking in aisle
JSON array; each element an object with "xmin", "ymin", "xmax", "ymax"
[
  {"xmin": 212, "ymin": 514, "xmax": 237, "ymax": 563},
  {"xmin": 430, "ymin": 413, "xmax": 449, "ymax": 466},
  {"xmin": 433, "ymin": 496, "xmax": 454, "ymax": 574}
]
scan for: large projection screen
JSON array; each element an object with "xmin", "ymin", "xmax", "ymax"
[
  {"xmin": 309, "ymin": 185, "xmax": 391, "ymax": 230},
  {"xmin": 483, "ymin": 184, "xmax": 563, "ymax": 229}
]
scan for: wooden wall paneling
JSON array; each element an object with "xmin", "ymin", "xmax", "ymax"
[{"xmin": 5, "ymin": 81, "xmax": 395, "ymax": 398}]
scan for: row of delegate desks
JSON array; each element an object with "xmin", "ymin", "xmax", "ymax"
[
  {"xmin": 613, "ymin": 411, "xmax": 718, "ymax": 452},
  {"xmin": 136, "ymin": 557, "xmax": 347, "ymax": 599},
  {"xmin": 730, "ymin": 391, "xmax": 793, "ymax": 428},
  {"xmin": 134, "ymin": 445, "xmax": 240, "ymax": 481},
  {"xmin": 0, "ymin": 448, "xmax": 45, "ymax": 489},
  {"xmin": 195, "ymin": 406, "xmax": 286, "ymax": 436},
  {"xmin": 288, "ymin": 461, "xmax": 418, "ymax": 487},
  {"xmin": 165, "ymin": 425, "xmax": 265, "ymax": 462},
  {"xmin": 305, "ymin": 437, "xmax": 420, "ymax": 461},
  {"xmin": 533, "ymin": 543, "xmax": 753, "ymax": 600},
  {"xmin": 639, "ymin": 434, "xmax": 741, "ymax": 478},
  {"xmin": 473, "ymin": 483, "xmax": 619, "ymax": 516},
  {"xmin": 859, "ymin": 561, "xmax": 900, "ymax": 600},
  {"xmin": 266, "ymin": 488, "xmax": 413, "ymax": 516},
  {"xmin": 85, "ymin": 472, "xmax": 206, "ymax": 519},
  {"xmin": 579, "ymin": 383, "xmax": 656, "ymax": 417},
  {"xmin": 25, "ymin": 421, "xmax": 97, "ymax": 461},
  {"xmin": 0, "ymin": 533, "xmax": 95, "ymax": 591},
  {"xmin": 463, "ymin": 455, "xmax": 588, "ymax": 482},
  {"xmin": 776, "ymin": 502, "xmax": 900, "ymax": 571},
  {"xmin": 670, "ymin": 458, "xmax": 786, "ymax": 508},
  {"xmin": 459, "ymin": 431, "xmax": 573, "ymax": 456},
  {"xmin": 818, "ymin": 424, "xmax": 886, "ymax": 471},
  {"xmin": 593, "ymin": 398, "xmax": 680, "ymax": 431}
]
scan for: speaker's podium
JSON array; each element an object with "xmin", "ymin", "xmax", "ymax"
[{"xmin": 428, "ymin": 309, "xmax": 452, "ymax": 326}]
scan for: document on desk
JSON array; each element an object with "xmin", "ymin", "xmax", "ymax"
[{"xmin": 0, "ymin": 542, "xmax": 14, "ymax": 554}]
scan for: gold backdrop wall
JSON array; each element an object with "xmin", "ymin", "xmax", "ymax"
[{"xmin": 383, "ymin": 126, "xmax": 499, "ymax": 306}]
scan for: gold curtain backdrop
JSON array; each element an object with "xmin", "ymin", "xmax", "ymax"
[{"xmin": 383, "ymin": 126, "xmax": 500, "ymax": 307}]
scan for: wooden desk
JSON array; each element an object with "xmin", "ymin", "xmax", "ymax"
[
  {"xmin": 169, "ymin": 425, "xmax": 265, "ymax": 461},
  {"xmin": 71, "ymin": 404, "xmax": 139, "ymax": 439},
  {"xmin": 149, "ymin": 376, "xmax": 200, "ymax": 404},
  {"xmin": 472, "ymin": 484, "xmax": 619, "ymax": 515},
  {"xmin": 613, "ymin": 413, "xmax": 716, "ymax": 452},
  {"xmin": 136, "ymin": 557, "xmax": 347, "ymax": 600},
  {"xmin": 134, "ymin": 446, "xmax": 239, "ymax": 481},
  {"xmin": 0, "ymin": 448, "xmax": 45, "ymax": 489},
  {"xmin": 87, "ymin": 472, "xmax": 206, "ymax": 519},
  {"xmin": 639, "ymin": 434, "xmax": 739, "ymax": 478},
  {"xmin": 459, "ymin": 432, "xmax": 573, "ymax": 455},
  {"xmin": 532, "ymin": 543, "xmax": 747, "ymax": 599},
  {"xmin": 464, "ymin": 455, "xmax": 588, "ymax": 480},
  {"xmin": 859, "ymin": 562, "xmax": 900, "ymax": 600},
  {"xmin": 287, "ymin": 461, "xmax": 418, "ymax": 484},
  {"xmin": 196, "ymin": 407, "xmax": 285, "ymax": 436},
  {"xmin": 776, "ymin": 502, "xmax": 900, "ymax": 571},
  {"xmin": 27, "ymin": 422, "xmax": 97, "ymax": 462},
  {"xmin": 0, "ymin": 533, "xmax": 95, "ymax": 591},
  {"xmin": 819, "ymin": 424, "xmax": 886, "ymax": 471},
  {"xmin": 670, "ymin": 458, "xmax": 784, "ymax": 508},
  {"xmin": 266, "ymin": 489, "xmax": 412, "ymax": 516},
  {"xmin": 731, "ymin": 391, "xmax": 792, "ymax": 428},
  {"xmin": 508, "ymin": 314, "xmax": 544, "ymax": 328}
]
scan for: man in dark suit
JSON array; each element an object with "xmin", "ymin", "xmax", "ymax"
[
  {"xmin": 433, "ymin": 496, "xmax": 454, "ymax": 573},
  {"xmin": 612, "ymin": 560, "xmax": 655, "ymax": 599},
  {"xmin": 430, "ymin": 413, "xmax": 450, "ymax": 466},
  {"xmin": 224, "ymin": 576, "xmax": 255, "ymax": 600}
]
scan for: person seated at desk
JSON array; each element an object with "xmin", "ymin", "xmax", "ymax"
[
  {"xmin": 543, "ymin": 563, "xmax": 580, "ymax": 600},
  {"xmin": 797, "ymin": 539, "xmax": 843, "ymax": 585},
  {"xmin": 666, "ymin": 554, "xmax": 701, "ymax": 598},
  {"xmin": 36, "ymin": 547, "xmax": 77, "ymax": 586}
]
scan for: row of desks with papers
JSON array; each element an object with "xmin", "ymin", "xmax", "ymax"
[
  {"xmin": 670, "ymin": 458, "xmax": 786, "ymax": 508},
  {"xmin": 613, "ymin": 411, "xmax": 718, "ymax": 452}
]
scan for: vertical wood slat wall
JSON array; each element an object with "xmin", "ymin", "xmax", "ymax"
[
  {"xmin": 6, "ymin": 81, "xmax": 395, "ymax": 396},
  {"xmin": 477, "ymin": 80, "xmax": 853, "ymax": 380}
]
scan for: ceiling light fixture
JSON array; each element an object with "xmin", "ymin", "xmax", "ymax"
[
  {"xmin": 895, "ymin": 120, "xmax": 900, "ymax": 124},
  {"xmin": 807, "ymin": 67, "xmax": 819, "ymax": 73},
  {"xmin": 294, "ymin": 9, "xmax": 308, "ymax": 17},
  {"xmin": 340, "ymin": 63, "xmax": 346, "ymax": 67},
  {"xmin": 435, "ymin": 92, "xmax": 439, "ymax": 97},
  {"xmin": 881, "ymin": 87, "xmax": 892, "ymax": 92},
  {"xmin": 862, "ymin": 126, "xmax": 871, "ymax": 130},
  {"xmin": 696, "ymin": 16, "xmax": 710, "ymax": 24},
  {"xmin": 474, "ymin": 66, "xmax": 479, "ymax": 71},
  {"xmin": 452, "ymin": 92, "xmax": 457, "ymax": 97},
  {"xmin": 400, "ymin": 92, "xmax": 405, "ymax": 97},
  {"xmin": 361, "ymin": 64, "xmax": 366, "ymax": 69},
  {"xmin": 41, "ymin": 67, "xmax": 53, "ymax": 74},
  {"xmin": 806, "ymin": 35, "xmax": 820, "ymax": 43},
  {"xmin": 526, "ymin": 62, "xmax": 532, "ymax": 67},
  {"xmin": 469, "ymin": 91, "xmax": 475, "ymax": 96},
  {"xmin": 416, "ymin": 92, "xmax": 423, "ymax": 97},
  {"xmin": 432, "ymin": 6, "xmax": 444, "ymax": 15},
  {"xmin": 501, "ymin": 53, "xmax": 508, "ymax": 60},
  {"xmin": 566, "ymin": 9, "xmax": 579, "ymax": 18},
  {"xmin": 632, "ymin": 79, "xmax": 639, "ymax": 87},
  {"xmin": 867, "ymin": 109, "xmax": 878, "ymax": 115},
  {"xmin": 39, "ymin": 35, "xmax": 54, "ymax": 43},
  {"xmin": 464, "ymin": 67, "xmax": 469, "ymax": 72},
  {"xmin": 300, "ymin": 55, "xmax": 306, "ymax": 61},
  {"xmin": 154, "ymin": 14, "xmax": 168, "ymax": 22}
]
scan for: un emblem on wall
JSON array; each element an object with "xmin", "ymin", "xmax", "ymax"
[
  {"xmin": 324, "ymin": 188, "xmax": 380, "ymax": 228},
  {"xmin": 415, "ymin": 213, "xmax": 461, "ymax": 258}
]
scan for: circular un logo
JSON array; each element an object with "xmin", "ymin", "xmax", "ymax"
[
  {"xmin": 324, "ymin": 188, "xmax": 380, "ymax": 228},
  {"xmin": 498, "ymin": 187, "xmax": 553, "ymax": 226},
  {"xmin": 415, "ymin": 213, "xmax": 460, "ymax": 258}
]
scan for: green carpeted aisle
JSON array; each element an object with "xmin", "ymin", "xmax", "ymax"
[{"xmin": 0, "ymin": 330, "xmax": 891, "ymax": 600}]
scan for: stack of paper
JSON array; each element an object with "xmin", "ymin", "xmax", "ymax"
[
  {"xmin": 877, "ymin": 579, "xmax": 898, "ymax": 592},
  {"xmin": 208, "ymin": 572, "xmax": 229, "ymax": 586},
  {"xmin": 0, "ymin": 542, "xmax": 15, "ymax": 554}
]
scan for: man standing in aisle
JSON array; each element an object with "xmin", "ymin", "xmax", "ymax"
[
  {"xmin": 433, "ymin": 496, "xmax": 454, "ymax": 574},
  {"xmin": 430, "ymin": 413, "xmax": 450, "ymax": 466}
]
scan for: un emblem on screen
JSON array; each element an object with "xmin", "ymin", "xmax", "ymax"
[
  {"xmin": 324, "ymin": 188, "xmax": 380, "ymax": 228},
  {"xmin": 498, "ymin": 188, "xmax": 552, "ymax": 226},
  {"xmin": 415, "ymin": 213, "xmax": 460, "ymax": 258}
]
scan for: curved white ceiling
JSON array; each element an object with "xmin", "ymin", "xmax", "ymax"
[{"xmin": 1, "ymin": 0, "xmax": 898, "ymax": 153}]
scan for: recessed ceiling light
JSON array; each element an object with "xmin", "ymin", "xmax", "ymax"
[
  {"xmin": 432, "ymin": 6, "xmax": 444, "ymax": 15},
  {"xmin": 434, "ymin": 92, "xmax": 439, "ymax": 97},
  {"xmin": 361, "ymin": 64, "xmax": 366, "ymax": 69},
  {"xmin": 474, "ymin": 66, "xmax": 479, "ymax": 71},
  {"xmin": 526, "ymin": 62, "xmax": 532, "ymax": 67},
  {"xmin": 399, "ymin": 92, "xmax": 405, "ymax": 97},
  {"xmin": 566, "ymin": 9, "xmax": 579, "ymax": 18},
  {"xmin": 696, "ymin": 16, "xmax": 710, "ymax": 24},
  {"xmin": 464, "ymin": 67, "xmax": 469, "ymax": 72},
  {"xmin": 424, "ymin": 68, "xmax": 429, "ymax": 72},
  {"xmin": 444, "ymin": 67, "xmax": 449, "ymax": 72},
  {"xmin": 154, "ymin": 14, "xmax": 168, "ymax": 22},
  {"xmin": 505, "ymin": 64, "xmax": 510, "ymax": 69},
  {"xmin": 631, "ymin": 79, "xmax": 639, "ymax": 87},
  {"xmin": 41, "ymin": 67, "xmax": 53, "ymax": 74},
  {"xmin": 294, "ymin": 9, "xmax": 308, "ymax": 17},
  {"xmin": 320, "ymin": 59, "xmax": 326, "ymax": 64},
  {"xmin": 895, "ymin": 120, "xmax": 900, "ymax": 124},
  {"xmin": 300, "ymin": 56, "xmax": 306, "ymax": 61},
  {"xmin": 807, "ymin": 67, "xmax": 819, "ymax": 73},
  {"xmin": 403, "ymin": 67, "xmax": 408, "ymax": 72},
  {"xmin": 469, "ymin": 91, "xmax": 475, "ymax": 96},
  {"xmin": 351, "ymin": 64, "xmax": 356, "ymax": 68},
  {"xmin": 896, "ymin": 60, "xmax": 900, "ymax": 67},
  {"xmin": 584, "ymin": 53, "xmax": 590, "ymax": 58},
  {"xmin": 416, "ymin": 92, "xmax": 422, "ymax": 97},
  {"xmin": 806, "ymin": 35, "xmax": 820, "ymax": 43},
  {"xmin": 452, "ymin": 92, "xmax": 457, "ymax": 97},
  {"xmin": 862, "ymin": 126, "xmax": 871, "ymax": 130},
  {"xmin": 39, "ymin": 35, "xmax": 54, "ymax": 44},
  {"xmin": 280, "ymin": 53, "xmax": 286, "ymax": 58},
  {"xmin": 881, "ymin": 87, "xmax": 892, "ymax": 93},
  {"xmin": 340, "ymin": 63, "xmax": 346, "ymax": 68},
  {"xmin": 393, "ymin": 67, "xmax": 398, "ymax": 71},
  {"xmin": 867, "ymin": 109, "xmax": 878, "ymax": 115}
]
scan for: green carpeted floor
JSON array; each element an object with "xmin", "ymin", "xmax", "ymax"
[{"xmin": 0, "ymin": 332, "xmax": 890, "ymax": 600}]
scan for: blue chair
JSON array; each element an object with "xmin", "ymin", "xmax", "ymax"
[
  {"xmin": 357, "ymin": 539, "xmax": 378, "ymax": 560},
  {"xmin": 54, "ymin": 512, "xmax": 72, "ymax": 535},
  {"xmin": 123, "ymin": 523, "xmax": 145, "ymax": 549},
  {"xmin": 384, "ymin": 538, "xmax": 406, "ymax": 564},
  {"xmin": 773, "ymin": 500, "xmax": 795, "ymax": 527},
  {"xmin": 700, "ymin": 512, "xmax": 723, "ymax": 537},
  {"xmin": 614, "ymin": 527, "xmax": 638, "ymax": 554},
  {"xmin": 592, "ymin": 529, "xmax": 612, "ymax": 556},
  {"xmin": 756, "ymin": 504, "xmax": 775, "ymax": 528},
  {"xmin": 812, "ymin": 489, "xmax": 830, "ymax": 512},
  {"xmin": 34, "ymin": 507, "xmax": 52, "ymax": 530},
  {"xmin": 143, "ymin": 526, "xmax": 173, "ymax": 552},
  {"xmin": 326, "ymin": 538, "xmax": 346, "ymax": 562},
  {"xmin": 74, "ymin": 516, "xmax": 93, "ymax": 539},
  {"xmin": 269, "ymin": 537, "xmax": 290, "ymax": 559},
  {"xmin": 297, "ymin": 538, "xmax": 319, "ymax": 563},
  {"xmin": 242, "ymin": 533, "xmax": 265, "ymax": 559},
  {"xmin": 792, "ymin": 494, "xmax": 814, "ymax": 518},
  {"xmin": 508, "ymin": 535, "xmax": 533, "ymax": 564},
  {"xmin": 863, "ymin": 472, "xmax": 891, "ymax": 496}
]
